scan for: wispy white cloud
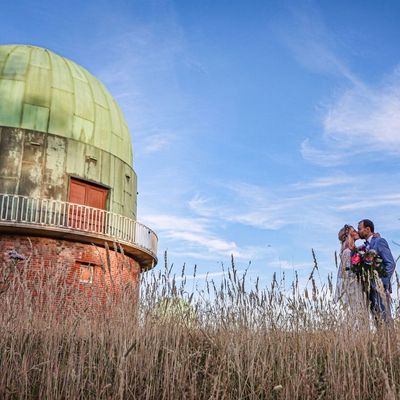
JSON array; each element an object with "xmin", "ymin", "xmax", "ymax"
[
  {"xmin": 300, "ymin": 139, "xmax": 352, "ymax": 167},
  {"xmin": 188, "ymin": 188, "xmax": 291, "ymax": 230},
  {"xmin": 171, "ymin": 270, "xmax": 246, "ymax": 282},
  {"xmin": 143, "ymin": 202, "xmax": 279, "ymax": 262},
  {"xmin": 323, "ymin": 70, "xmax": 400, "ymax": 152},
  {"xmin": 167, "ymin": 231, "xmax": 239, "ymax": 255},
  {"xmin": 168, "ymin": 244, "xmax": 274, "ymax": 263},
  {"xmin": 302, "ymin": 68, "xmax": 400, "ymax": 165},
  {"xmin": 277, "ymin": 3, "xmax": 400, "ymax": 165},
  {"xmin": 291, "ymin": 174, "xmax": 357, "ymax": 189},
  {"xmin": 187, "ymin": 173, "xmax": 400, "ymax": 244},
  {"xmin": 143, "ymin": 214, "xmax": 208, "ymax": 234},
  {"xmin": 268, "ymin": 259, "xmax": 313, "ymax": 271},
  {"xmin": 337, "ymin": 193, "xmax": 400, "ymax": 211},
  {"xmin": 143, "ymin": 148, "xmax": 400, "ymax": 279},
  {"xmin": 275, "ymin": 3, "xmax": 362, "ymax": 85},
  {"xmin": 141, "ymin": 133, "xmax": 176, "ymax": 154},
  {"xmin": 143, "ymin": 213, "xmax": 241, "ymax": 257},
  {"xmin": 88, "ymin": 6, "xmax": 194, "ymax": 164},
  {"xmin": 189, "ymin": 180, "xmax": 340, "ymax": 232}
]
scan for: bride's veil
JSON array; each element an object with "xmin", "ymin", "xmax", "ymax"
[{"xmin": 338, "ymin": 225, "xmax": 351, "ymax": 255}]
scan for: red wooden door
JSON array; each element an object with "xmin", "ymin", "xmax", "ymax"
[{"xmin": 68, "ymin": 178, "xmax": 108, "ymax": 232}]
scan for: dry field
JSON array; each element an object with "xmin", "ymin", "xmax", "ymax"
[{"xmin": 1, "ymin": 250, "xmax": 400, "ymax": 399}]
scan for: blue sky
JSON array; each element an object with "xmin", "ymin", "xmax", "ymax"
[{"xmin": 3, "ymin": 0, "xmax": 400, "ymax": 287}]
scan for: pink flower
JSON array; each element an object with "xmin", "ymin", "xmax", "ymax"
[{"xmin": 351, "ymin": 254, "xmax": 361, "ymax": 265}]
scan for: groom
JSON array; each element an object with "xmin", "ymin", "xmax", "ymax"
[{"xmin": 358, "ymin": 219, "xmax": 396, "ymax": 322}]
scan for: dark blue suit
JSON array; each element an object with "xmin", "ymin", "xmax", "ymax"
[{"xmin": 368, "ymin": 237, "xmax": 396, "ymax": 320}]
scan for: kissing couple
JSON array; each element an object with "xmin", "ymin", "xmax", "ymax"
[{"xmin": 335, "ymin": 219, "xmax": 396, "ymax": 323}]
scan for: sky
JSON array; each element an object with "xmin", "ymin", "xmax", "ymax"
[{"xmin": 2, "ymin": 0, "xmax": 400, "ymax": 288}]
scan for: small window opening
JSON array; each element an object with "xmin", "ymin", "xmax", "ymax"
[{"xmin": 78, "ymin": 262, "xmax": 94, "ymax": 284}]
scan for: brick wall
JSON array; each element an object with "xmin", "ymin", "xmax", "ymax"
[{"xmin": 0, "ymin": 235, "xmax": 141, "ymax": 309}]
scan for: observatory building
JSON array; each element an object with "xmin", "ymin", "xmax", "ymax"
[{"xmin": 0, "ymin": 45, "xmax": 157, "ymax": 299}]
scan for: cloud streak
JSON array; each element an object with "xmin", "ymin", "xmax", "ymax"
[
  {"xmin": 276, "ymin": 3, "xmax": 362, "ymax": 85},
  {"xmin": 302, "ymin": 67, "xmax": 400, "ymax": 165},
  {"xmin": 277, "ymin": 3, "xmax": 400, "ymax": 165},
  {"xmin": 143, "ymin": 213, "xmax": 241, "ymax": 257},
  {"xmin": 188, "ymin": 173, "xmax": 400, "ymax": 238},
  {"xmin": 141, "ymin": 133, "xmax": 176, "ymax": 154},
  {"xmin": 323, "ymin": 71, "xmax": 400, "ymax": 152},
  {"xmin": 291, "ymin": 174, "xmax": 358, "ymax": 189},
  {"xmin": 171, "ymin": 270, "xmax": 246, "ymax": 282}
]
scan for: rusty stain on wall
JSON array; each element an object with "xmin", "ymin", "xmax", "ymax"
[{"xmin": 0, "ymin": 127, "xmax": 137, "ymax": 219}]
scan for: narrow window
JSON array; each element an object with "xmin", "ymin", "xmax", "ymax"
[{"xmin": 78, "ymin": 262, "xmax": 94, "ymax": 284}]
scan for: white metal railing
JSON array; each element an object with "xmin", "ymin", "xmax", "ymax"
[{"xmin": 0, "ymin": 193, "xmax": 157, "ymax": 259}]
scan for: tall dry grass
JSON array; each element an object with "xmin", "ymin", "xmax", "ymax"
[{"xmin": 1, "ymin": 249, "xmax": 400, "ymax": 399}]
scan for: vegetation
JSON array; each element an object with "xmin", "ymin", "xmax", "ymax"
[{"xmin": 1, "ymin": 250, "xmax": 400, "ymax": 399}]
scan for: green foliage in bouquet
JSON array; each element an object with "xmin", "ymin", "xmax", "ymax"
[{"xmin": 350, "ymin": 247, "xmax": 386, "ymax": 294}]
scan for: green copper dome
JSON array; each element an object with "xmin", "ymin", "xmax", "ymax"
[{"xmin": 0, "ymin": 45, "xmax": 133, "ymax": 166}]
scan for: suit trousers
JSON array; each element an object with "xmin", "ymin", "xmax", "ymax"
[{"xmin": 369, "ymin": 287, "xmax": 392, "ymax": 323}]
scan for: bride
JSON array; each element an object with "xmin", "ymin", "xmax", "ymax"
[{"xmin": 335, "ymin": 224, "xmax": 367, "ymax": 315}]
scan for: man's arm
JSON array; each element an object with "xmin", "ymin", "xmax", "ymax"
[{"xmin": 377, "ymin": 238, "xmax": 396, "ymax": 281}]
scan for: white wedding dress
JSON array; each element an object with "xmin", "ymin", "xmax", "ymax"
[{"xmin": 335, "ymin": 248, "xmax": 367, "ymax": 317}]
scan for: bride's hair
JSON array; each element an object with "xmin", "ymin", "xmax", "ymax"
[
  {"xmin": 338, "ymin": 224, "xmax": 350, "ymax": 243},
  {"xmin": 338, "ymin": 224, "xmax": 355, "ymax": 251}
]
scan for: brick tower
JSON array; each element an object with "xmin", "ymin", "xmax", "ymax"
[{"xmin": 0, "ymin": 45, "xmax": 157, "ymax": 302}]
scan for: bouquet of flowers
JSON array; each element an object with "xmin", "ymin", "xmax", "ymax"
[{"xmin": 350, "ymin": 247, "xmax": 386, "ymax": 294}]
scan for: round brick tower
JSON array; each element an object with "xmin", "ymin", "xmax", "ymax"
[{"xmin": 0, "ymin": 45, "xmax": 157, "ymax": 302}]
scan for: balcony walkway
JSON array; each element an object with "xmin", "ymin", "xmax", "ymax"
[{"xmin": 0, "ymin": 194, "xmax": 157, "ymax": 270}]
